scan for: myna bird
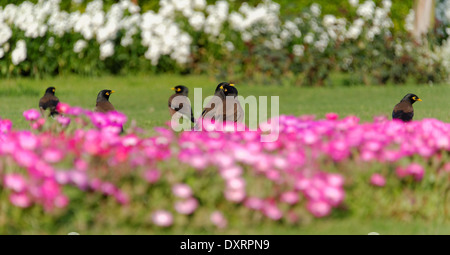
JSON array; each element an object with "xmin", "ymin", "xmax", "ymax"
[
  {"xmin": 215, "ymin": 84, "xmax": 244, "ymax": 123},
  {"xmin": 392, "ymin": 93, "xmax": 422, "ymax": 122},
  {"xmin": 168, "ymin": 85, "xmax": 194, "ymax": 123},
  {"xmin": 39, "ymin": 86, "xmax": 59, "ymax": 117},
  {"xmin": 201, "ymin": 82, "xmax": 233, "ymax": 120},
  {"xmin": 95, "ymin": 89, "xmax": 116, "ymax": 113}
]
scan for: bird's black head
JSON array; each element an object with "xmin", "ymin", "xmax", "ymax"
[
  {"xmin": 223, "ymin": 84, "xmax": 238, "ymax": 97},
  {"xmin": 401, "ymin": 93, "xmax": 422, "ymax": 104},
  {"xmin": 45, "ymin": 87, "xmax": 56, "ymax": 95},
  {"xmin": 215, "ymin": 82, "xmax": 235, "ymax": 93},
  {"xmin": 171, "ymin": 85, "xmax": 189, "ymax": 95},
  {"xmin": 97, "ymin": 89, "xmax": 115, "ymax": 102}
]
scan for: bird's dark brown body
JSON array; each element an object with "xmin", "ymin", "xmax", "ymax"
[
  {"xmin": 392, "ymin": 93, "xmax": 422, "ymax": 122},
  {"xmin": 202, "ymin": 83, "xmax": 243, "ymax": 123},
  {"xmin": 95, "ymin": 89, "xmax": 116, "ymax": 113},
  {"xmin": 39, "ymin": 87, "xmax": 59, "ymax": 117},
  {"xmin": 168, "ymin": 85, "xmax": 194, "ymax": 123}
]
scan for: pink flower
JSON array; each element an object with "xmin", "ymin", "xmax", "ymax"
[
  {"xmin": 226, "ymin": 178, "xmax": 246, "ymax": 190},
  {"xmin": 114, "ymin": 190, "xmax": 130, "ymax": 205},
  {"xmin": 224, "ymin": 188, "xmax": 246, "ymax": 203},
  {"xmin": 325, "ymin": 113, "xmax": 339, "ymax": 120},
  {"xmin": 407, "ymin": 163, "xmax": 425, "ymax": 181},
  {"xmin": 56, "ymin": 115, "xmax": 71, "ymax": 127},
  {"xmin": 4, "ymin": 174, "xmax": 27, "ymax": 193},
  {"xmin": 323, "ymin": 186, "xmax": 345, "ymax": 206},
  {"xmin": 280, "ymin": 191, "xmax": 299, "ymax": 205},
  {"xmin": 10, "ymin": 193, "xmax": 32, "ymax": 208},
  {"xmin": 370, "ymin": 173, "xmax": 386, "ymax": 187},
  {"xmin": 172, "ymin": 183, "xmax": 193, "ymax": 198},
  {"xmin": 263, "ymin": 204, "xmax": 283, "ymax": 220},
  {"xmin": 54, "ymin": 195, "xmax": 69, "ymax": 208},
  {"xmin": 244, "ymin": 197, "xmax": 264, "ymax": 210},
  {"xmin": 23, "ymin": 109, "xmax": 40, "ymax": 121},
  {"xmin": 31, "ymin": 118, "xmax": 46, "ymax": 130},
  {"xmin": 43, "ymin": 148, "xmax": 64, "ymax": 163},
  {"xmin": 56, "ymin": 102, "xmax": 70, "ymax": 114},
  {"xmin": 0, "ymin": 119, "xmax": 12, "ymax": 133},
  {"xmin": 152, "ymin": 210, "xmax": 173, "ymax": 227},
  {"xmin": 395, "ymin": 166, "xmax": 408, "ymax": 178},
  {"xmin": 307, "ymin": 200, "xmax": 332, "ymax": 218},
  {"xmin": 210, "ymin": 211, "xmax": 227, "ymax": 229},
  {"xmin": 144, "ymin": 169, "xmax": 161, "ymax": 183},
  {"xmin": 18, "ymin": 132, "xmax": 38, "ymax": 150},
  {"xmin": 174, "ymin": 197, "xmax": 199, "ymax": 215},
  {"xmin": 40, "ymin": 179, "xmax": 61, "ymax": 201}
]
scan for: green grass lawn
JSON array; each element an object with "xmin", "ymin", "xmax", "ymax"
[
  {"xmin": 1, "ymin": 74, "xmax": 449, "ymax": 131},
  {"xmin": 2, "ymin": 74, "xmax": 450, "ymax": 235}
]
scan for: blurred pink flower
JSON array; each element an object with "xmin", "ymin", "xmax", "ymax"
[
  {"xmin": 54, "ymin": 194, "xmax": 69, "ymax": 208},
  {"xmin": 43, "ymin": 148, "xmax": 64, "ymax": 163},
  {"xmin": 407, "ymin": 163, "xmax": 425, "ymax": 181},
  {"xmin": 144, "ymin": 169, "xmax": 161, "ymax": 183},
  {"xmin": 325, "ymin": 113, "xmax": 339, "ymax": 120},
  {"xmin": 370, "ymin": 173, "xmax": 386, "ymax": 187},
  {"xmin": 244, "ymin": 197, "xmax": 264, "ymax": 210},
  {"xmin": 224, "ymin": 188, "xmax": 246, "ymax": 203},
  {"xmin": 226, "ymin": 178, "xmax": 246, "ymax": 190},
  {"xmin": 56, "ymin": 102, "xmax": 70, "ymax": 114},
  {"xmin": 210, "ymin": 211, "xmax": 227, "ymax": 229},
  {"xmin": 152, "ymin": 210, "xmax": 173, "ymax": 227},
  {"xmin": 263, "ymin": 203, "xmax": 283, "ymax": 220},
  {"xmin": 323, "ymin": 186, "xmax": 345, "ymax": 206},
  {"xmin": 23, "ymin": 109, "xmax": 40, "ymax": 121},
  {"xmin": 174, "ymin": 197, "xmax": 198, "ymax": 215},
  {"xmin": 307, "ymin": 200, "xmax": 332, "ymax": 218},
  {"xmin": 4, "ymin": 174, "xmax": 27, "ymax": 193},
  {"xmin": 10, "ymin": 193, "xmax": 32, "ymax": 208},
  {"xmin": 280, "ymin": 191, "xmax": 300, "ymax": 205},
  {"xmin": 172, "ymin": 183, "xmax": 193, "ymax": 199},
  {"xmin": 31, "ymin": 118, "xmax": 46, "ymax": 130},
  {"xmin": 56, "ymin": 115, "xmax": 71, "ymax": 127},
  {"xmin": 0, "ymin": 119, "xmax": 12, "ymax": 133}
]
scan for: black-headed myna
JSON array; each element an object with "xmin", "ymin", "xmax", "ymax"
[
  {"xmin": 168, "ymin": 85, "xmax": 194, "ymax": 123},
  {"xmin": 201, "ymin": 82, "xmax": 232, "ymax": 120},
  {"xmin": 215, "ymin": 84, "xmax": 244, "ymax": 123},
  {"xmin": 39, "ymin": 86, "xmax": 59, "ymax": 117},
  {"xmin": 392, "ymin": 93, "xmax": 422, "ymax": 122},
  {"xmin": 95, "ymin": 89, "xmax": 116, "ymax": 113}
]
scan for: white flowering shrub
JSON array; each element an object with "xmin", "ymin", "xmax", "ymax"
[{"xmin": 0, "ymin": 0, "xmax": 448, "ymax": 85}]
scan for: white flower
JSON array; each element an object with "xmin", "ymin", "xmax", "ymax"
[
  {"xmin": 73, "ymin": 39, "xmax": 87, "ymax": 53},
  {"xmin": 225, "ymin": 41, "xmax": 234, "ymax": 51},
  {"xmin": 0, "ymin": 48, "xmax": 4, "ymax": 59},
  {"xmin": 100, "ymin": 41, "xmax": 114, "ymax": 60},
  {"xmin": 0, "ymin": 22, "xmax": 12, "ymax": 46},
  {"xmin": 304, "ymin": 33, "xmax": 314, "ymax": 44},
  {"xmin": 293, "ymin": 44, "xmax": 304, "ymax": 57},
  {"xmin": 357, "ymin": 1, "xmax": 375, "ymax": 19},
  {"xmin": 382, "ymin": 0, "xmax": 392, "ymax": 11},
  {"xmin": 349, "ymin": 0, "xmax": 359, "ymax": 7},
  {"xmin": 310, "ymin": 3, "xmax": 321, "ymax": 17},
  {"xmin": 189, "ymin": 12, "xmax": 205, "ymax": 31},
  {"xmin": 11, "ymin": 40, "xmax": 27, "ymax": 65}
]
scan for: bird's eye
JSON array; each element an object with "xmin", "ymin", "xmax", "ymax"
[
  {"xmin": 224, "ymin": 89, "xmax": 228, "ymax": 92},
  {"xmin": 412, "ymin": 97, "xmax": 416, "ymax": 100},
  {"xmin": 220, "ymin": 86, "xmax": 224, "ymax": 89},
  {"xmin": 177, "ymin": 88, "xmax": 181, "ymax": 92},
  {"xmin": 106, "ymin": 92, "xmax": 110, "ymax": 96},
  {"xmin": 230, "ymin": 84, "xmax": 234, "ymax": 86}
]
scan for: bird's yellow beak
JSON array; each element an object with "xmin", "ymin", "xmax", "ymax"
[
  {"xmin": 417, "ymin": 98, "xmax": 422, "ymax": 101},
  {"xmin": 171, "ymin": 87, "xmax": 175, "ymax": 90},
  {"xmin": 230, "ymin": 84, "xmax": 234, "ymax": 86},
  {"xmin": 111, "ymin": 90, "xmax": 115, "ymax": 93}
]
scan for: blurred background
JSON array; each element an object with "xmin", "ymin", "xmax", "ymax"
[{"xmin": 0, "ymin": 0, "xmax": 447, "ymax": 86}]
